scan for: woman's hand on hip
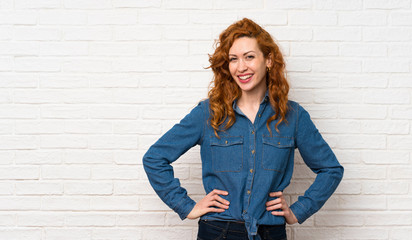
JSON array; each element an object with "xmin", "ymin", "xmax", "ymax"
[
  {"xmin": 186, "ymin": 189, "xmax": 230, "ymax": 219},
  {"xmin": 266, "ymin": 191, "xmax": 298, "ymax": 225}
]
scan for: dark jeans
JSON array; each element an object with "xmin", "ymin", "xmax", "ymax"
[{"xmin": 197, "ymin": 220, "xmax": 287, "ymax": 240}]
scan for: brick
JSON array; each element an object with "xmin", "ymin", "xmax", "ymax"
[
  {"xmin": 64, "ymin": 150, "xmax": 113, "ymax": 164},
  {"xmin": 334, "ymin": 149, "xmax": 361, "ymax": 163},
  {"xmin": 190, "ymin": 12, "xmax": 237, "ymax": 24},
  {"xmin": 312, "ymin": 59, "xmax": 362, "ymax": 73},
  {"xmin": 14, "ymin": 27, "xmax": 60, "ymax": 40},
  {"xmin": 115, "ymin": 150, "xmax": 143, "ymax": 165},
  {"xmin": 338, "ymin": 105, "xmax": 387, "ymax": 119},
  {"xmin": 89, "ymin": 10, "xmax": 138, "ymax": 25},
  {"xmin": 0, "ymin": 0, "xmax": 13, "ymax": 9},
  {"xmin": 0, "ymin": 120, "xmax": 13, "ymax": 133},
  {"xmin": 15, "ymin": 57, "xmax": 60, "ymax": 72},
  {"xmin": 143, "ymin": 227, "xmax": 193, "ymax": 240},
  {"xmin": 388, "ymin": 197, "xmax": 412, "ymax": 210},
  {"xmin": 113, "ymin": 180, "xmax": 156, "ymax": 195},
  {"xmin": 15, "ymin": 150, "xmax": 62, "ymax": 165},
  {"xmin": 388, "ymin": 136, "xmax": 412, "ymax": 150},
  {"xmin": 64, "ymin": 27, "xmax": 112, "ymax": 41},
  {"xmin": 0, "ymin": 136, "xmax": 37, "ymax": 150},
  {"xmin": 164, "ymin": 26, "xmax": 212, "ymax": 40},
  {"xmin": 0, "ymin": 26, "xmax": 12, "ymax": 40},
  {"xmin": 343, "ymin": 165, "xmax": 386, "ymax": 179},
  {"xmin": 340, "ymin": 43, "xmax": 387, "ymax": 57},
  {"xmin": 314, "ymin": 0, "xmax": 362, "ymax": 10},
  {"xmin": 340, "ymin": 74, "xmax": 388, "ymax": 88},
  {"xmin": 0, "ymin": 58, "xmax": 12, "ymax": 71},
  {"xmin": 90, "ymin": 42, "xmax": 138, "ymax": 56},
  {"xmin": 139, "ymin": 10, "xmax": 188, "ymax": 25},
  {"xmin": 303, "ymin": 105, "xmax": 338, "ymax": 119},
  {"xmin": 45, "ymin": 228, "xmax": 91, "ymax": 240},
  {"xmin": 291, "ymin": 42, "xmax": 338, "ymax": 56},
  {"xmin": 314, "ymin": 90, "xmax": 362, "ymax": 104},
  {"xmin": 294, "ymin": 228, "xmax": 340, "ymax": 239},
  {"xmin": 364, "ymin": 27, "xmax": 411, "ymax": 42},
  {"xmin": 266, "ymin": 27, "xmax": 312, "ymax": 41},
  {"xmin": 361, "ymin": 120, "xmax": 409, "ymax": 135},
  {"xmin": 0, "ymin": 197, "xmax": 41, "ymax": 210},
  {"xmin": 114, "ymin": 26, "xmax": 161, "ymax": 40},
  {"xmin": 390, "ymin": 43, "xmax": 412, "ymax": 57},
  {"xmin": 14, "ymin": 90, "xmax": 64, "ymax": 104},
  {"xmin": 233, "ymin": 12, "xmax": 288, "ymax": 26},
  {"xmin": 391, "ymin": 228, "xmax": 412, "ymax": 240},
  {"xmin": 392, "ymin": 107, "xmax": 412, "ymax": 119},
  {"xmin": 337, "ymin": 135, "xmax": 386, "ymax": 149},
  {"xmin": 40, "ymin": 135, "xmax": 88, "ymax": 149},
  {"xmin": 42, "ymin": 197, "xmax": 90, "ymax": 210},
  {"xmin": 42, "ymin": 166, "xmax": 90, "ymax": 180},
  {"xmin": 140, "ymin": 41, "xmax": 189, "ymax": 56},
  {"xmin": 93, "ymin": 228, "xmax": 142, "ymax": 240},
  {"xmin": 392, "ymin": 12, "xmax": 412, "ymax": 26},
  {"xmin": 0, "ymin": 183, "xmax": 13, "ymax": 195},
  {"xmin": 339, "ymin": 12, "xmax": 387, "ymax": 26},
  {"xmin": 334, "ymin": 181, "xmax": 361, "ymax": 194},
  {"xmin": 266, "ymin": 0, "xmax": 311, "ymax": 9},
  {"xmin": 364, "ymin": 0, "xmax": 411, "ymax": 9},
  {"xmin": 39, "ymin": 74, "xmax": 88, "ymax": 88},
  {"xmin": 315, "ymin": 28, "xmax": 361, "ymax": 41},
  {"xmin": 16, "ymin": 182, "xmax": 63, "ymax": 195},
  {"xmin": 38, "ymin": 10, "xmax": 88, "ymax": 25},
  {"xmin": 289, "ymin": 11, "xmax": 337, "ymax": 26},
  {"xmin": 62, "ymin": 59, "xmax": 112, "ymax": 73},
  {"xmin": 215, "ymin": 0, "xmax": 263, "ymax": 9},
  {"xmin": 65, "ymin": 181, "xmax": 113, "ymax": 195},
  {"xmin": 114, "ymin": 121, "xmax": 161, "ymax": 135},
  {"xmin": 315, "ymin": 120, "xmax": 361, "ymax": 134},
  {"xmin": 0, "ymin": 229, "xmax": 41, "ymax": 240},
  {"xmin": 363, "ymin": 150, "xmax": 409, "ymax": 164},
  {"xmin": 63, "ymin": 0, "xmax": 111, "ymax": 9},
  {"xmin": 89, "ymin": 73, "xmax": 139, "ymax": 88},
  {"xmin": 113, "ymin": 57, "xmax": 161, "ymax": 72},
  {"xmin": 0, "ymin": 74, "xmax": 38, "ymax": 88},
  {"xmin": 0, "ymin": 42, "xmax": 38, "ymax": 55},
  {"xmin": 39, "ymin": 42, "xmax": 88, "ymax": 56},
  {"xmin": 15, "ymin": 0, "xmax": 60, "ymax": 9},
  {"xmin": 0, "ymin": 152, "xmax": 13, "ymax": 165},
  {"xmin": 285, "ymin": 58, "xmax": 312, "ymax": 72},
  {"xmin": 117, "ymin": 213, "xmax": 165, "ymax": 226},
  {"xmin": 140, "ymin": 197, "xmax": 171, "ymax": 211},
  {"xmin": 92, "ymin": 166, "xmax": 140, "ymax": 180},
  {"xmin": 113, "ymin": 0, "xmax": 161, "ymax": 8},
  {"xmin": 41, "ymin": 105, "xmax": 88, "ymax": 119},
  {"xmin": 389, "ymin": 167, "xmax": 412, "ymax": 179},
  {"xmin": 17, "ymin": 213, "xmax": 64, "ymax": 227},
  {"xmin": 362, "ymin": 181, "xmax": 409, "ymax": 194},
  {"xmin": 64, "ymin": 120, "xmax": 112, "ymax": 134},
  {"xmin": 65, "ymin": 213, "xmax": 115, "ymax": 226},
  {"xmin": 89, "ymin": 135, "xmax": 138, "ymax": 150},
  {"xmin": 341, "ymin": 228, "xmax": 389, "ymax": 239},
  {"xmin": 0, "ymin": 214, "xmax": 14, "ymax": 226},
  {"xmin": 91, "ymin": 196, "xmax": 139, "ymax": 210},
  {"xmin": 364, "ymin": 59, "xmax": 410, "ymax": 73},
  {"xmin": 315, "ymin": 211, "xmax": 363, "ymax": 226}
]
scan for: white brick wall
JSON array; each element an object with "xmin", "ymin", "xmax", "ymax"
[{"xmin": 0, "ymin": 1, "xmax": 411, "ymax": 239}]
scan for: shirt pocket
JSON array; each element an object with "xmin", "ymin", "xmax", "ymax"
[
  {"xmin": 261, "ymin": 135, "xmax": 294, "ymax": 172},
  {"xmin": 210, "ymin": 136, "xmax": 243, "ymax": 173}
]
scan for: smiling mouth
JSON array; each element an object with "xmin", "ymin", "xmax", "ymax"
[{"xmin": 238, "ymin": 74, "xmax": 253, "ymax": 83}]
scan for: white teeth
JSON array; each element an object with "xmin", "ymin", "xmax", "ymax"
[{"xmin": 239, "ymin": 74, "xmax": 252, "ymax": 80}]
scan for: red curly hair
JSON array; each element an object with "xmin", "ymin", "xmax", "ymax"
[{"xmin": 208, "ymin": 18, "xmax": 289, "ymax": 137}]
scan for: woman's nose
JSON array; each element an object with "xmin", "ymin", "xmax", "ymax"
[{"xmin": 237, "ymin": 59, "xmax": 247, "ymax": 72}]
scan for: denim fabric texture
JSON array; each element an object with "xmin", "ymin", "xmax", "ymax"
[
  {"xmin": 143, "ymin": 94, "xmax": 344, "ymax": 240},
  {"xmin": 197, "ymin": 220, "xmax": 286, "ymax": 240}
]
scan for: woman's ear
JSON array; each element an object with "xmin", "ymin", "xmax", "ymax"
[{"xmin": 266, "ymin": 53, "xmax": 273, "ymax": 68}]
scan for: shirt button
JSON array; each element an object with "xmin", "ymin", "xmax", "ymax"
[
  {"xmin": 250, "ymin": 169, "xmax": 253, "ymax": 173},
  {"xmin": 251, "ymin": 131, "xmax": 255, "ymax": 134},
  {"xmin": 225, "ymin": 141, "xmax": 228, "ymax": 144},
  {"xmin": 247, "ymin": 190, "xmax": 251, "ymax": 194},
  {"xmin": 251, "ymin": 150, "xmax": 255, "ymax": 154},
  {"xmin": 243, "ymin": 210, "xmax": 247, "ymax": 214},
  {"xmin": 258, "ymin": 114, "xmax": 261, "ymax": 117}
]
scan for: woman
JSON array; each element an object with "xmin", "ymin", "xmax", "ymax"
[{"xmin": 143, "ymin": 18, "xmax": 343, "ymax": 240}]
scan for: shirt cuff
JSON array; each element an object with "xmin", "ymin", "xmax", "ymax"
[
  {"xmin": 289, "ymin": 201, "xmax": 311, "ymax": 224},
  {"xmin": 173, "ymin": 197, "xmax": 197, "ymax": 220}
]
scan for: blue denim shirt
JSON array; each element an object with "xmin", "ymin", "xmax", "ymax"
[{"xmin": 143, "ymin": 95, "xmax": 343, "ymax": 240}]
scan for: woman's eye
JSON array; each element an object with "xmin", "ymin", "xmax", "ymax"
[
  {"xmin": 246, "ymin": 55, "xmax": 255, "ymax": 59},
  {"xmin": 229, "ymin": 58, "xmax": 237, "ymax": 62}
]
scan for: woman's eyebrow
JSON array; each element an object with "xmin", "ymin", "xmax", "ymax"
[{"xmin": 228, "ymin": 51, "xmax": 256, "ymax": 56}]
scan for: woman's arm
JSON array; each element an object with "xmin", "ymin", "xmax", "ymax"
[
  {"xmin": 289, "ymin": 105, "xmax": 344, "ymax": 224},
  {"xmin": 143, "ymin": 102, "xmax": 205, "ymax": 220}
]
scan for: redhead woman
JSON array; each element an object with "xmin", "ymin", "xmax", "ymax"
[{"xmin": 143, "ymin": 18, "xmax": 343, "ymax": 240}]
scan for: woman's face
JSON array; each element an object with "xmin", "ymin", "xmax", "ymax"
[{"xmin": 228, "ymin": 37, "xmax": 271, "ymax": 96}]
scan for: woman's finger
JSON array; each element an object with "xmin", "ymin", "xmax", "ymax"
[
  {"xmin": 209, "ymin": 200, "xmax": 229, "ymax": 209},
  {"xmin": 266, "ymin": 203, "xmax": 282, "ymax": 211},
  {"xmin": 210, "ymin": 189, "xmax": 228, "ymax": 196},
  {"xmin": 212, "ymin": 195, "xmax": 230, "ymax": 206},
  {"xmin": 265, "ymin": 198, "xmax": 281, "ymax": 207},
  {"xmin": 271, "ymin": 210, "xmax": 285, "ymax": 216},
  {"xmin": 269, "ymin": 191, "xmax": 283, "ymax": 198}
]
